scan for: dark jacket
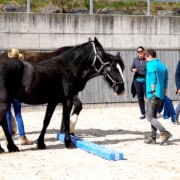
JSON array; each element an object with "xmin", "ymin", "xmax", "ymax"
[
  {"xmin": 157, "ymin": 96, "xmax": 176, "ymax": 122},
  {"xmin": 175, "ymin": 60, "xmax": 180, "ymax": 90},
  {"xmin": 130, "ymin": 57, "xmax": 146, "ymax": 79},
  {"xmin": 130, "ymin": 57, "xmax": 146, "ymax": 98}
]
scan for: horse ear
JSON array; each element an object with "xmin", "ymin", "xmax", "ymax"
[
  {"xmin": 116, "ymin": 52, "xmax": 120, "ymax": 57},
  {"xmin": 94, "ymin": 37, "xmax": 101, "ymax": 46},
  {"xmin": 94, "ymin": 37, "xmax": 98, "ymax": 43},
  {"xmin": 89, "ymin": 37, "xmax": 92, "ymax": 42}
]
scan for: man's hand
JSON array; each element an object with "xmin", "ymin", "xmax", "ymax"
[{"xmin": 176, "ymin": 89, "xmax": 180, "ymax": 94}]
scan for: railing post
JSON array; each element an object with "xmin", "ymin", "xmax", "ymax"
[
  {"xmin": 27, "ymin": 0, "xmax": 30, "ymax": 13},
  {"xmin": 89, "ymin": 0, "xmax": 93, "ymax": 15},
  {"xmin": 147, "ymin": 0, "xmax": 151, "ymax": 16}
]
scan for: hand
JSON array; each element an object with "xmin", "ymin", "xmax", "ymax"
[
  {"xmin": 176, "ymin": 89, "xmax": 180, "ymax": 94},
  {"xmin": 152, "ymin": 91, "xmax": 156, "ymax": 97},
  {"xmin": 132, "ymin": 68, "xmax": 137, "ymax": 73},
  {"xmin": 164, "ymin": 89, "xmax": 168, "ymax": 96}
]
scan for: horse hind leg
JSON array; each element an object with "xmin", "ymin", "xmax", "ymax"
[
  {"xmin": 60, "ymin": 96, "xmax": 82, "ymax": 135},
  {"xmin": 70, "ymin": 96, "xmax": 82, "ymax": 135}
]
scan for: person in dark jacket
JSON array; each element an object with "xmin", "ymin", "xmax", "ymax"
[
  {"xmin": 131, "ymin": 46, "xmax": 146, "ymax": 119},
  {"xmin": 174, "ymin": 60, "xmax": 180, "ymax": 125}
]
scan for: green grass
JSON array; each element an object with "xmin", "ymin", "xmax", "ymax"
[{"xmin": 0, "ymin": 0, "xmax": 179, "ymax": 14}]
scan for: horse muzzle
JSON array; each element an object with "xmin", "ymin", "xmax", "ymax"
[{"xmin": 113, "ymin": 84, "xmax": 125, "ymax": 95}]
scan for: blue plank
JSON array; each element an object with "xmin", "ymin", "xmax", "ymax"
[{"xmin": 57, "ymin": 133, "xmax": 124, "ymax": 161}]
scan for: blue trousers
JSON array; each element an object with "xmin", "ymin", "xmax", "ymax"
[{"xmin": 6, "ymin": 99, "xmax": 25, "ymax": 137}]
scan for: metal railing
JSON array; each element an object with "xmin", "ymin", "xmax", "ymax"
[
  {"xmin": 147, "ymin": 0, "xmax": 180, "ymax": 15},
  {"xmin": 27, "ymin": 0, "xmax": 30, "ymax": 13},
  {"xmin": 26, "ymin": 0, "xmax": 94, "ymax": 14}
]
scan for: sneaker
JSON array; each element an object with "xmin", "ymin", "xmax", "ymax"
[
  {"xmin": 159, "ymin": 131, "xmax": 172, "ymax": 145},
  {"xmin": 173, "ymin": 120, "xmax": 180, "ymax": 125},
  {"xmin": 144, "ymin": 137, "xmax": 156, "ymax": 144},
  {"xmin": 139, "ymin": 115, "xmax": 145, "ymax": 119},
  {"xmin": 19, "ymin": 136, "xmax": 33, "ymax": 145}
]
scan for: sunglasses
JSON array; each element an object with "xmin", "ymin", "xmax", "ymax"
[{"xmin": 137, "ymin": 50, "xmax": 144, "ymax": 53}]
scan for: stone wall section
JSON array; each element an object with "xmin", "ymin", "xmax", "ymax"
[{"xmin": 0, "ymin": 13, "xmax": 179, "ymax": 51}]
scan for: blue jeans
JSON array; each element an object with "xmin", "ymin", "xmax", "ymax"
[
  {"xmin": 6, "ymin": 99, "xmax": 25, "ymax": 137},
  {"xmin": 146, "ymin": 96, "xmax": 166, "ymax": 139}
]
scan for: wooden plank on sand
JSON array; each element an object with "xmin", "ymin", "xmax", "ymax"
[{"xmin": 57, "ymin": 133, "xmax": 124, "ymax": 161}]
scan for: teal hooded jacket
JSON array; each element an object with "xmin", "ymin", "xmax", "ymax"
[{"xmin": 146, "ymin": 58, "xmax": 168, "ymax": 100}]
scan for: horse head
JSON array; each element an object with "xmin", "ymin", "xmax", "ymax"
[
  {"xmin": 103, "ymin": 52, "xmax": 125, "ymax": 95},
  {"xmin": 91, "ymin": 37, "xmax": 125, "ymax": 95}
]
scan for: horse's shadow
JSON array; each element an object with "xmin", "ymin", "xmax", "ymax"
[
  {"xmin": 26, "ymin": 128, "xmax": 144, "ymax": 146},
  {"xmin": 76, "ymin": 128, "xmax": 144, "ymax": 145},
  {"xmin": 25, "ymin": 128, "xmax": 180, "ymax": 149}
]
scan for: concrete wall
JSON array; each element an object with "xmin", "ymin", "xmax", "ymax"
[
  {"xmin": 0, "ymin": 13, "xmax": 180, "ymax": 50},
  {"xmin": 0, "ymin": 13, "xmax": 180, "ymax": 103}
]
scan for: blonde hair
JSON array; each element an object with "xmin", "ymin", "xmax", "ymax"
[{"xmin": 8, "ymin": 48, "xmax": 24, "ymax": 61}]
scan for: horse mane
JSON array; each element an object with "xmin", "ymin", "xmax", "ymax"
[
  {"xmin": 51, "ymin": 46, "xmax": 73, "ymax": 57},
  {"xmin": 115, "ymin": 52, "xmax": 125, "ymax": 70}
]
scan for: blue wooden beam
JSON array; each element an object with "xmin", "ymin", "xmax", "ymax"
[{"xmin": 57, "ymin": 133, "xmax": 124, "ymax": 161}]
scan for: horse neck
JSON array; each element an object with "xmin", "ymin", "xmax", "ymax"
[
  {"xmin": 72, "ymin": 49, "xmax": 101, "ymax": 81},
  {"xmin": 0, "ymin": 52, "xmax": 8, "ymax": 61},
  {"xmin": 50, "ymin": 46, "xmax": 72, "ymax": 57}
]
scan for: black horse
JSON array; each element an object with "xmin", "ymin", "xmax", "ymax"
[
  {"xmin": 0, "ymin": 37, "xmax": 125, "ymax": 152},
  {"xmin": 0, "ymin": 46, "xmax": 83, "ymax": 135}
]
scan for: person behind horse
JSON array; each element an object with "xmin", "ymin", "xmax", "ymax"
[
  {"xmin": 6, "ymin": 48, "xmax": 33, "ymax": 145},
  {"xmin": 144, "ymin": 49, "xmax": 172, "ymax": 145},
  {"xmin": 131, "ymin": 46, "xmax": 146, "ymax": 119},
  {"xmin": 174, "ymin": 60, "xmax": 180, "ymax": 125}
]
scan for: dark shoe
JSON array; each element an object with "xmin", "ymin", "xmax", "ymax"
[
  {"xmin": 139, "ymin": 115, "xmax": 145, "ymax": 119},
  {"xmin": 173, "ymin": 121, "xmax": 180, "ymax": 125},
  {"xmin": 0, "ymin": 145, "xmax": 5, "ymax": 153},
  {"xmin": 159, "ymin": 131, "xmax": 172, "ymax": 145},
  {"xmin": 144, "ymin": 137, "xmax": 156, "ymax": 144}
]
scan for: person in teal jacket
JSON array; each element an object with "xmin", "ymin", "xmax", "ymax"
[{"xmin": 144, "ymin": 49, "xmax": 172, "ymax": 145}]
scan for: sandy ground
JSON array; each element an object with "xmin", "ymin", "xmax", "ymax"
[{"xmin": 0, "ymin": 103, "xmax": 180, "ymax": 180}]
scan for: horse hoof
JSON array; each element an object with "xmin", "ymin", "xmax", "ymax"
[
  {"xmin": 7, "ymin": 144, "xmax": 19, "ymax": 152},
  {"xmin": 37, "ymin": 143, "xmax": 46, "ymax": 150},
  {"xmin": 65, "ymin": 141, "xmax": 75, "ymax": 149}
]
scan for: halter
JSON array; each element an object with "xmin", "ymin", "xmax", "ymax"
[
  {"xmin": 90, "ymin": 40, "xmax": 124, "ymax": 87},
  {"xmin": 91, "ymin": 41, "xmax": 110, "ymax": 73},
  {"xmin": 105, "ymin": 61, "xmax": 124, "ymax": 88}
]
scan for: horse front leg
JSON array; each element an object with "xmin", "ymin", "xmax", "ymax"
[
  {"xmin": 70, "ymin": 96, "xmax": 82, "ymax": 135},
  {"xmin": 60, "ymin": 95, "xmax": 82, "ymax": 135},
  {"xmin": 37, "ymin": 103, "xmax": 57, "ymax": 150},
  {"xmin": 62, "ymin": 98, "xmax": 75, "ymax": 148}
]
